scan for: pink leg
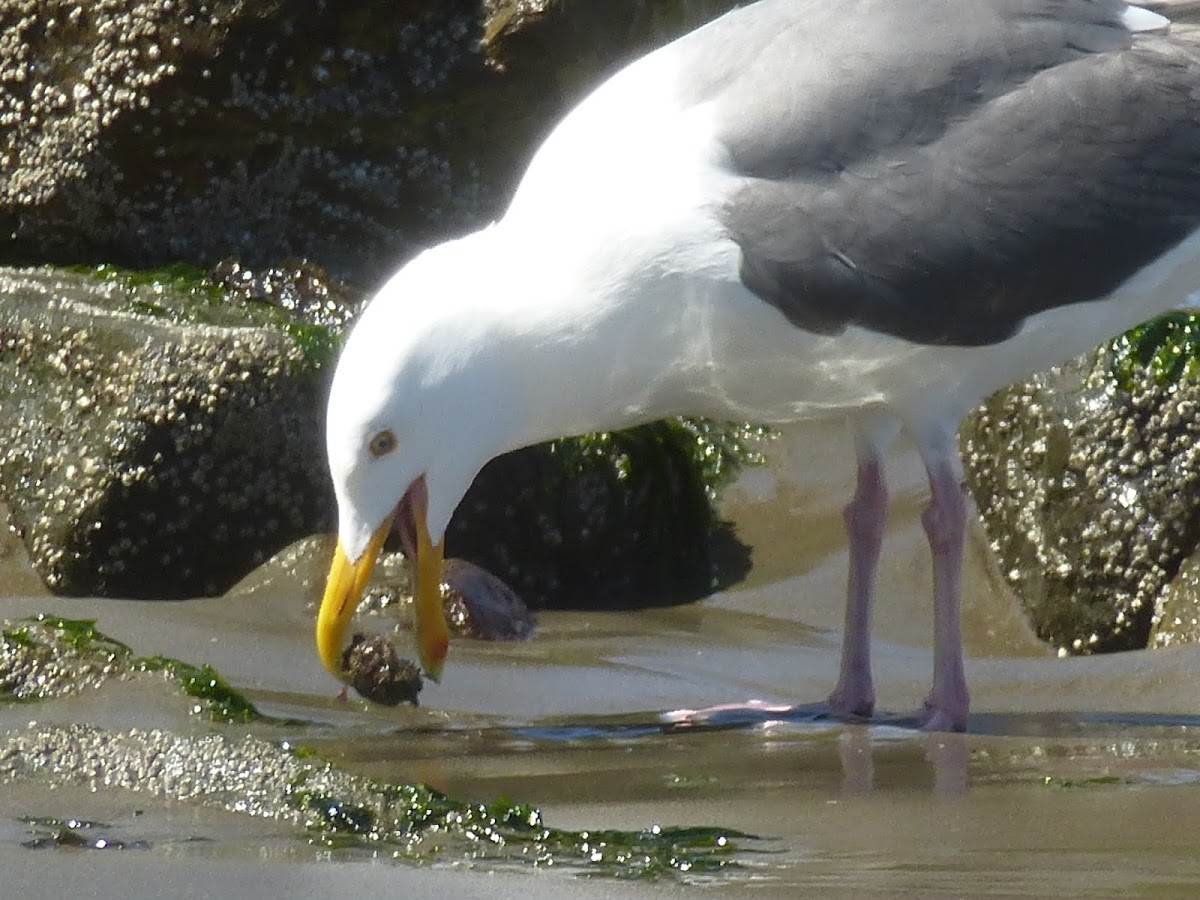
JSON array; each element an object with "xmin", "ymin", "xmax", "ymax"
[
  {"xmin": 827, "ymin": 451, "xmax": 888, "ymax": 718},
  {"xmin": 918, "ymin": 457, "xmax": 970, "ymax": 732}
]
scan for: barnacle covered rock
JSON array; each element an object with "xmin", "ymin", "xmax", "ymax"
[
  {"xmin": 0, "ymin": 265, "xmax": 339, "ymax": 596},
  {"xmin": 962, "ymin": 333, "xmax": 1200, "ymax": 655}
]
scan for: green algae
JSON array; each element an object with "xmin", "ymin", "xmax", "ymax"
[
  {"xmin": 0, "ymin": 615, "xmax": 131, "ymax": 703},
  {"xmin": 1111, "ymin": 312, "xmax": 1200, "ymax": 388},
  {"xmin": 60, "ymin": 262, "xmax": 342, "ymax": 369},
  {"xmin": 8, "ymin": 614, "xmax": 133, "ymax": 656},
  {"xmin": 82, "ymin": 262, "xmax": 223, "ymax": 297},
  {"xmin": 0, "ymin": 614, "xmax": 286, "ymax": 724},
  {"xmin": 554, "ymin": 419, "xmax": 769, "ymax": 509},
  {"xmin": 18, "ymin": 783, "xmax": 755, "ymax": 876},
  {"xmin": 0, "ymin": 626, "xmax": 34, "ymax": 650},
  {"xmin": 289, "ymin": 780, "xmax": 758, "ymax": 880},
  {"xmin": 280, "ymin": 319, "xmax": 342, "ymax": 369},
  {"xmin": 65, "ymin": 262, "xmax": 225, "ymax": 311},
  {"xmin": 1, "ymin": 620, "xmax": 763, "ymax": 882},
  {"xmin": 134, "ymin": 655, "xmax": 272, "ymax": 725}
]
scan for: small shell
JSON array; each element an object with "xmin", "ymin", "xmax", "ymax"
[{"xmin": 342, "ymin": 632, "xmax": 423, "ymax": 706}]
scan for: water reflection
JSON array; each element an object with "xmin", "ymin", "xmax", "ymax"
[
  {"xmin": 491, "ymin": 704, "xmax": 1200, "ymax": 805},
  {"xmin": 832, "ymin": 728, "xmax": 969, "ymax": 797}
]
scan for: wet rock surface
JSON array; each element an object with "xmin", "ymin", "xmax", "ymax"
[
  {"xmin": 0, "ymin": 720, "xmax": 752, "ymax": 877},
  {"xmin": 0, "ymin": 613, "xmax": 276, "ymax": 723},
  {"xmin": 0, "ymin": 723, "xmax": 380, "ymax": 823},
  {"xmin": 0, "ymin": 615, "xmax": 128, "ymax": 701},
  {"xmin": 0, "ymin": 261, "xmax": 755, "ymax": 607},
  {"xmin": 0, "ymin": 605, "xmax": 755, "ymax": 877},
  {"xmin": 962, "ymin": 350, "xmax": 1200, "ymax": 655},
  {"xmin": 1150, "ymin": 547, "xmax": 1200, "ymax": 649},
  {"xmin": 1, "ymin": 0, "xmax": 740, "ymax": 283},
  {"xmin": 0, "ymin": 503, "xmax": 45, "ymax": 598},
  {"xmin": 0, "ymin": 0, "xmax": 762, "ymax": 607},
  {"xmin": 0, "ymin": 265, "xmax": 334, "ymax": 597}
]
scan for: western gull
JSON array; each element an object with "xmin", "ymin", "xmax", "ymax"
[{"xmin": 317, "ymin": 0, "xmax": 1200, "ymax": 731}]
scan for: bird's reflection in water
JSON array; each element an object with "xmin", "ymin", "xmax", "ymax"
[
  {"xmin": 660, "ymin": 700, "xmax": 971, "ymax": 797},
  {"xmin": 508, "ymin": 704, "xmax": 1200, "ymax": 813},
  {"xmin": 837, "ymin": 725, "xmax": 969, "ymax": 798}
]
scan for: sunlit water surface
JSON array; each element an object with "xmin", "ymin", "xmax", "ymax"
[{"xmin": 4, "ymin": 426, "xmax": 1200, "ymax": 898}]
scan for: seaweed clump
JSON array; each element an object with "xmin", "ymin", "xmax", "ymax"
[
  {"xmin": 0, "ymin": 614, "xmax": 282, "ymax": 724},
  {"xmin": 1111, "ymin": 311, "xmax": 1200, "ymax": 388},
  {"xmin": 292, "ymin": 781, "xmax": 757, "ymax": 880}
]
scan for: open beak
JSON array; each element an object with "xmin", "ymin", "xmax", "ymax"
[{"xmin": 315, "ymin": 477, "xmax": 450, "ymax": 682}]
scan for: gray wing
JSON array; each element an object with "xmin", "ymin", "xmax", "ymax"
[{"xmin": 680, "ymin": 0, "xmax": 1200, "ymax": 345}]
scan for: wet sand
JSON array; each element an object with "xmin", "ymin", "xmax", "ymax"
[{"xmin": 4, "ymin": 424, "xmax": 1200, "ymax": 896}]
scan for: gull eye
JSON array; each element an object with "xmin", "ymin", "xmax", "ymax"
[{"xmin": 368, "ymin": 429, "xmax": 397, "ymax": 458}]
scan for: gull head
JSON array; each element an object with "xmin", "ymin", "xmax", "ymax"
[{"xmin": 316, "ymin": 237, "xmax": 509, "ymax": 684}]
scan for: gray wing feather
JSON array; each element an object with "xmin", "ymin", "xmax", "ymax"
[{"xmin": 680, "ymin": 0, "xmax": 1200, "ymax": 344}]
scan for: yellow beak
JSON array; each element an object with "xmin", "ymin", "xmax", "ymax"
[
  {"xmin": 410, "ymin": 510, "xmax": 449, "ymax": 680},
  {"xmin": 315, "ymin": 507, "xmax": 450, "ymax": 682}
]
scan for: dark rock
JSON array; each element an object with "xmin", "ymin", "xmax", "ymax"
[
  {"xmin": 0, "ymin": 264, "xmax": 755, "ymax": 605},
  {"xmin": 442, "ymin": 557, "xmax": 535, "ymax": 640},
  {"xmin": 0, "ymin": 265, "xmax": 334, "ymax": 597},
  {"xmin": 342, "ymin": 632, "xmax": 423, "ymax": 706},
  {"xmin": 342, "ymin": 422, "xmax": 761, "ymax": 617},
  {"xmin": 446, "ymin": 421, "xmax": 762, "ymax": 610},
  {"xmin": 962, "ymin": 349, "xmax": 1200, "ymax": 654},
  {"xmin": 1, "ymin": 0, "xmax": 764, "ymax": 605},
  {"xmin": 1, "ymin": 0, "xmax": 741, "ymax": 284},
  {"xmin": 21, "ymin": 820, "xmax": 152, "ymax": 852}
]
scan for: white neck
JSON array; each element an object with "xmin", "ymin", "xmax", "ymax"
[{"xmin": 462, "ymin": 221, "xmax": 728, "ymax": 456}]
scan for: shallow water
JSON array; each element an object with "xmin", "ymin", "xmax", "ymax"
[{"xmin": 3, "ymin": 425, "xmax": 1200, "ymax": 897}]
